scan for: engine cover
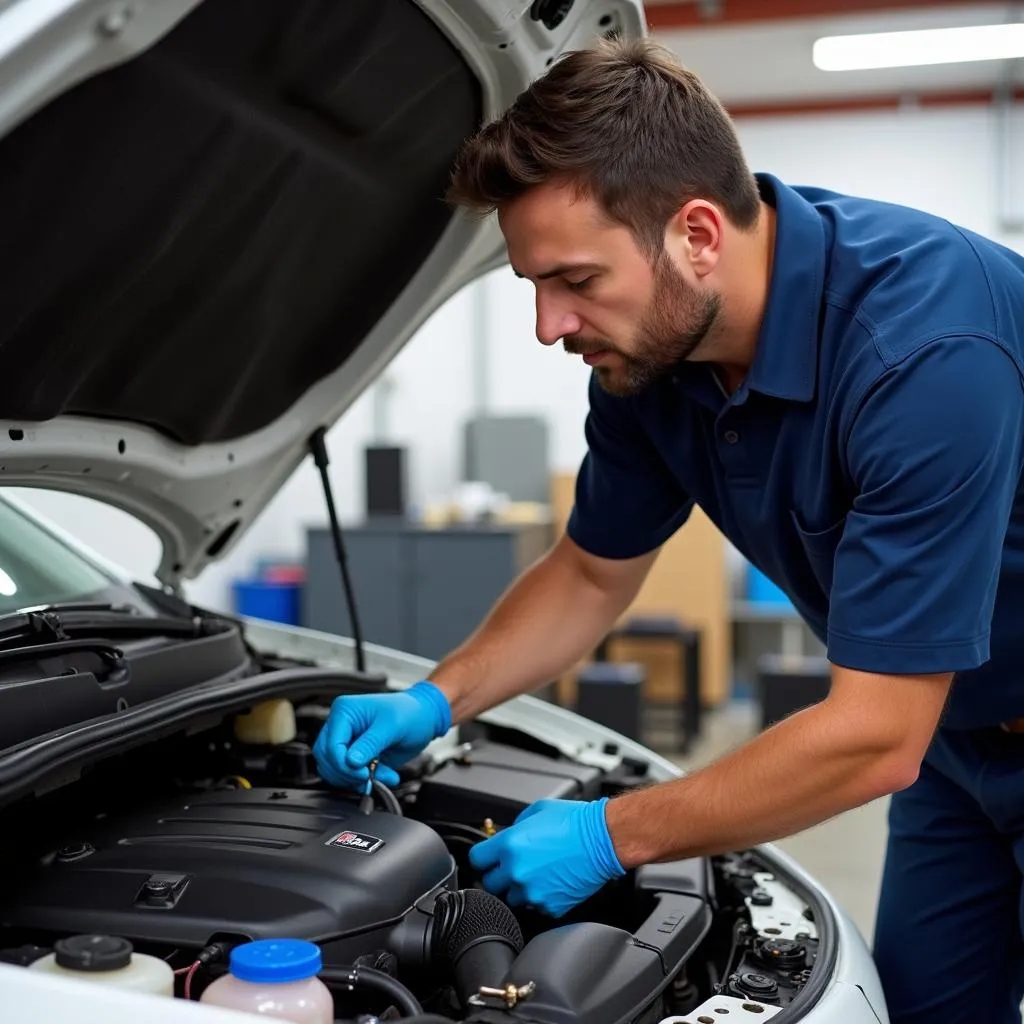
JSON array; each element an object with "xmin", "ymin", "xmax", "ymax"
[{"xmin": 1, "ymin": 787, "xmax": 455, "ymax": 958}]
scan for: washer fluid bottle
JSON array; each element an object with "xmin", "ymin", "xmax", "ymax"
[
  {"xmin": 199, "ymin": 938, "xmax": 333, "ymax": 1023},
  {"xmin": 28, "ymin": 934, "xmax": 174, "ymax": 995}
]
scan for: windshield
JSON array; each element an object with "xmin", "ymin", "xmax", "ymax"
[{"xmin": 0, "ymin": 496, "xmax": 149, "ymax": 615}]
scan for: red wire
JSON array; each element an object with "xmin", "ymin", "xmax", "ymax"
[{"xmin": 183, "ymin": 961, "xmax": 201, "ymax": 999}]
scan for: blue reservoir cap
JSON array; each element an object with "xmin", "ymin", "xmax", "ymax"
[{"xmin": 229, "ymin": 939, "xmax": 322, "ymax": 984}]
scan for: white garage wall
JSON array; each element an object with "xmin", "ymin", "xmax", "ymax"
[{"xmin": 12, "ymin": 102, "xmax": 1024, "ymax": 612}]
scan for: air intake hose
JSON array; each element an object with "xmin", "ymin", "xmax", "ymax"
[{"xmin": 430, "ymin": 889, "xmax": 524, "ymax": 1008}]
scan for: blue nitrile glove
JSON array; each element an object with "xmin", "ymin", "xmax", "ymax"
[
  {"xmin": 468, "ymin": 798, "xmax": 625, "ymax": 917},
  {"xmin": 312, "ymin": 681, "xmax": 451, "ymax": 791}
]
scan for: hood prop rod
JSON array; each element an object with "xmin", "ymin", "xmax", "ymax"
[{"xmin": 309, "ymin": 427, "xmax": 366, "ymax": 673}]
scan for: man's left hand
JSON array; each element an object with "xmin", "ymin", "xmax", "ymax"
[{"xmin": 467, "ymin": 798, "xmax": 625, "ymax": 917}]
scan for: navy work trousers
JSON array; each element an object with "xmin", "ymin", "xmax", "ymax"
[{"xmin": 873, "ymin": 725, "xmax": 1024, "ymax": 1023}]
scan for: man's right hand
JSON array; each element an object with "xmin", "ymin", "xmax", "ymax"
[{"xmin": 312, "ymin": 681, "xmax": 452, "ymax": 791}]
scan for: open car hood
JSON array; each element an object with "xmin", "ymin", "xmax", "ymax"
[{"xmin": 0, "ymin": 0, "xmax": 646, "ymax": 588}]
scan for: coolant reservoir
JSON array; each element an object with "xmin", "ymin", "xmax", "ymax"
[
  {"xmin": 28, "ymin": 934, "xmax": 174, "ymax": 996},
  {"xmin": 234, "ymin": 698, "xmax": 297, "ymax": 745},
  {"xmin": 199, "ymin": 939, "xmax": 333, "ymax": 1023}
]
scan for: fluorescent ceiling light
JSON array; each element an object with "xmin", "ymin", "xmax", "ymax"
[{"xmin": 813, "ymin": 22, "xmax": 1024, "ymax": 71}]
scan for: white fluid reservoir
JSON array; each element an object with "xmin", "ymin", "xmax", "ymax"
[
  {"xmin": 28, "ymin": 934, "xmax": 174, "ymax": 996},
  {"xmin": 199, "ymin": 938, "xmax": 334, "ymax": 1023}
]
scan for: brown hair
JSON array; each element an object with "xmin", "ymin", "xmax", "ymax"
[{"xmin": 447, "ymin": 36, "xmax": 761, "ymax": 258}]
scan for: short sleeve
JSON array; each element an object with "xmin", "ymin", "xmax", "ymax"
[
  {"xmin": 827, "ymin": 334, "xmax": 1024, "ymax": 674},
  {"xmin": 566, "ymin": 373, "xmax": 693, "ymax": 559}
]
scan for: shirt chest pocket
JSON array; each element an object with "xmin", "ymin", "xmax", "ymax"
[{"xmin": 789, "ymin": 509, "xmax": 847, "ymax": 595}]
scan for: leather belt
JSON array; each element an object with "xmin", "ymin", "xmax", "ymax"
[{"xmin": 1000, "ymin": 716, "xmax": 1024, "ymax": 733}]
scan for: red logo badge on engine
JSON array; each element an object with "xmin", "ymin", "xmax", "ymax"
[{"xmin": 327, "ymin": 830, "xmax": 385, "ymax": 854}]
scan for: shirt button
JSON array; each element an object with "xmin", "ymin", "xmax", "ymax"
[{"xmin": 724, "ymin": 430, "xmax": 740, "ymax": 444}]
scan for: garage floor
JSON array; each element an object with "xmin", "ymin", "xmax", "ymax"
[{"xmin": 665, "ymin": 701, "xmax": 889, "ymax": 947}]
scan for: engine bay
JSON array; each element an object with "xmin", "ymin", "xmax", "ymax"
[{"xmin": 0, "ymin": 679, "xmax": 826, "ymax": 1024}]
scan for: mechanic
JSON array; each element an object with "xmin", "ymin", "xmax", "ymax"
[{"xmin": 313, "ymin": 37, "xmax": 1024, "ymax": 1024}]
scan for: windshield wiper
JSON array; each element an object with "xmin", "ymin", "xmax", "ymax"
[
  {"xmin": 0, "ymin": 638, "xmax": 127, "ymax": 679},
  {"xmin": 0, "ymin": 609, "xmax": 75, "ymax": 647},
  {"xmin": 22, "ymin": 601, "xmax": 129, "ymax": 616},
  {"xmin": 0, "ymin": 601, "xmax": 132, "ymax": 637},
  {"xmin": 0, "ymin": 604, "xmax": 215, "ymax": 652}
]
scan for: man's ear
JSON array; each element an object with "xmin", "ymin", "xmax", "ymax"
[{"xmin": 664, "ymin": 200, "xmax": 723, "ymax": 279}]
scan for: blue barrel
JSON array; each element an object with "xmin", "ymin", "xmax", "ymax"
[
  {"xmin": 232, "ymin": 579, "xmax": 302, "ymax": 625},
  {"xmin": 746, "ymin": 565, "xmax": 791, "ymax": 606}
]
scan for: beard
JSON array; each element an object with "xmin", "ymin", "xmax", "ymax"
[{"xmin": 564, "ymin": 252, "xmax": 722, "ymax": 397}]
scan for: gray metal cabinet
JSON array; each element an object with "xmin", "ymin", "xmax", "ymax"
[{"xmin": 302, "ymin": 521, "xmax": 550, "ymax": 661}]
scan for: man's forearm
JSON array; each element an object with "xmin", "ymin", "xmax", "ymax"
[
  {"xmin": 605, "ymin": 695, "xmax": 920, "ymax": 867},
  {"xmin": 429, "ymin": 538, "xmax": 654, "ymax": 724}
]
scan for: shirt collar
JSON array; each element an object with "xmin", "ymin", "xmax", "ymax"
[{"xmin": 742, "ymin": 172, "xmax": 827, "ymax": 404}]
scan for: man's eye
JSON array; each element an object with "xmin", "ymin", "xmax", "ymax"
[{"xmin": 566, "ymin": 277, "xmax": 593, "ymax": 292}]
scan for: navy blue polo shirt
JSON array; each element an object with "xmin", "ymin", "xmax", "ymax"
[{"xmin": 567, "ymin": 173, "xmax": 1024, "ymax": 730}]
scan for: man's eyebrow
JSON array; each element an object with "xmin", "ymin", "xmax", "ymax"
[{"xmin": 512, "ymin": 262, "xmax": 606, "ymax": 281}]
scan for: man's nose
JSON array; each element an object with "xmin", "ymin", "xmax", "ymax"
[{"xmin": 535, "ymin": 295, "xmax": 582, "ymax": 346}]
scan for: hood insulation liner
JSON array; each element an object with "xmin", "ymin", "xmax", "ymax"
[{"xmin": 0, "ymin": 0, "xmax": 481, "ymax": 445}]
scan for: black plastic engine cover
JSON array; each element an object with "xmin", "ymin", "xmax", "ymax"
[
  {"xmin": 0, "ymin": 787, "xmax": 455, "ymax": 955},
  {"xmin": 412, "ymin": 740, "xmax": 603, "ymax": 827}
]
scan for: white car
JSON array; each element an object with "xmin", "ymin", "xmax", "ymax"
[{"xmin": 0, "ymin": 1, "xmax": 887, "ymax": 1023}]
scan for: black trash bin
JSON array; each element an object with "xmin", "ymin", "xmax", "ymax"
[
  {"xmin": 576, "ymin": 661, "xmax": 646, "ymax": 742},
  {"xmin": 757, "ymin": 654, "xmax": 831, "ymax": 730}
]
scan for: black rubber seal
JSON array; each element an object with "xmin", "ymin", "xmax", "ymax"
[{"xmin": 753, "ymin": 849, "xmax": 840, "ymax": 1023}]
